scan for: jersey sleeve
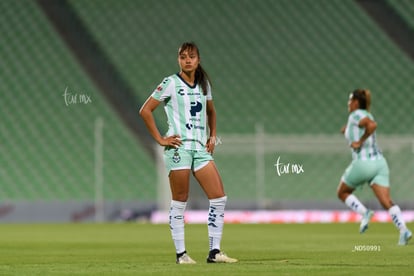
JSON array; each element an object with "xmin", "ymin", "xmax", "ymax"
[
  {"xmin": 206, "ymin": 81, "xmax": 213, "ymax": 100},
  {"xmin": 151, "ymin": 77, "xmax": 173, "ymax": 101},
  {"xmin": 349, "ymin": 110, "xmax": 368, "ymax": 127}
]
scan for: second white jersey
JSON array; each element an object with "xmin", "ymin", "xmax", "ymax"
[
  {"xmin": 151, "ymin": 74, "xmax": 212, "ymax": 151},
  {"xmin": 344, "ymin": 109, "xmax": 382, "ymax": 160}
]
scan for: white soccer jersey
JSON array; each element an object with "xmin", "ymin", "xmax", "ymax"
[
  {"xmin": 151, "ymin": 73, "xmax": 212, "ymax": 151},
  {"xmin": 344, "ymin": 109, "xmax": 382, "ymax": 160}
]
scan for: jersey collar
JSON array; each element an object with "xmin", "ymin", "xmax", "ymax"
[{"xmin": 176, "ymin": 73, "xmax": 197, "ymax": 89}]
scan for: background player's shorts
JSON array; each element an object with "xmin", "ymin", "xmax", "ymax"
[
  {"xmin": 164, "ymin": 146, "xmax": 213, "ymax": 174},
  {"xmin": 341, "ymin": 157, "xmax": 390, "ymax": 188}
]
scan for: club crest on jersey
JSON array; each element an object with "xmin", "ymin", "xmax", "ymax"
[{"xmin": 172, "ymin": 150, "xmax": 181, "ymax": 163}]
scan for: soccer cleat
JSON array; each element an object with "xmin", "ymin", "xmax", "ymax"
[
  {"xmin": 398, "ymin": 229, "xmax": 412, "ymax": 246},
  {"xmin": 176, "ymin": 252, "xmax": 196, "ymax": 264},
  {"xmin": 206, "ymin": 249, "xmax": 238, "ymax": 263},
  {"xmin": 359, "ymin": 210, "xmax": 374, "ymax": 234}
]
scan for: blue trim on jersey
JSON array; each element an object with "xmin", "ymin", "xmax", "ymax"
[{"xmin": 176, "ymin": 73, "xmax": 197, "ymax": 89}]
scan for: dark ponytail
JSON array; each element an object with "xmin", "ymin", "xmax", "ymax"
[
  {"xmin": 195, "ymin": 64, "xmax": 211, "ymax": 96},
  {"xmin": 178, "ymin": 42, "xmax": 212, "ymax": 95},
  {"xmin": 351, "ymin": 89, "xmax": 371, "ymax": 111}
]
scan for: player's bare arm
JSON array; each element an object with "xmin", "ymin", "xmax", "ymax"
[
  {"xmin": 351, "ymin": 117, "xmax": 377, "ymax": 150},
  {"xmin": 139, "ymin": 97, "xmax": 182, "ymax": 148},
  {"xmin": 206, "ymin": 100, "xmax": 216, "ymax": 153}
]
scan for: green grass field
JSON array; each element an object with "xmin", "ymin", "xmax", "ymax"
[{"xmin": 0, "ymin": 223, "xmax": 412, "ymax": 275}]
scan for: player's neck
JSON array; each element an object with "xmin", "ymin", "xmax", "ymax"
[{"xmin": 179, "ymin": 71, "xmax": 195, "ymax": 86}]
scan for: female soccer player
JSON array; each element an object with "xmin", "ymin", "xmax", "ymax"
[
  {"xmin": 337, "ymin": 89, "xmax": 412, "ymax": 245},
  {"xmin": 139, "ymin": 42, "xmax": 237, "ymax": 264}
]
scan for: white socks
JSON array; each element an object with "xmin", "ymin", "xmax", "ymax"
[
  {"xmin": 169, "ymin": 196, "xmax": 227, "ymax": 254},
  {"xmin": 345, "ymin": 195, "xmax": 408, "ymax": 233},
  {"xmin": 169, "ymin": 200, "xmax": 187, "ymax": 254},
  {"xmin": 345, "ymin": 194, "xmax": 367, "ymax": 215},
  {"xmin": 389, "ymin": 205, "xmax": 407, "ymax": 233},
  {"xmin": 208, "ymin": 196, "xmax": 227, "ymax": 251}
]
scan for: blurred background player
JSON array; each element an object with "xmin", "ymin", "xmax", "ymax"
[
  {"xmin": 139, "ymin": 42, "xmax": 238, "ymax": 263},
  {"xmin": 337, "ymin": 89, "xmax": 412, "ymax": 245}
]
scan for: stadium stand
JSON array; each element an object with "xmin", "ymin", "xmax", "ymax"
[
  {"xmin": 69, "ymin": 0, "xmax": 414, "ymax": 134},
  {"xmin": 387, "ymin": 0, "xmax": 414, "ymax": 29},
  {"xmin": 1, "ymin": 0, "xmax": 413, "ymax": 217},
  {"xmin": 1, "ymin": 0, "xmax": 156, "ymax": 201}
]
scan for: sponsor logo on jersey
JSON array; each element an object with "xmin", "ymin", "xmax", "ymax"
[
  {"xmin": 190, "ymin": 101, "xmax": 202, "ymax": 116},
  {"xmin": 176, "ymin": 86, "xmax": 201, "ymax": 97},
  {"xmin": 178, "ymin": 88, "xmax": 185, "ymax": 96},
  {"xmin": 185, "ymin": 123, "xmax": 205, "ymax": 130},
  {"xmin": 156, "ymin": 78, "xmax": 170, "ymax": 93}
]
